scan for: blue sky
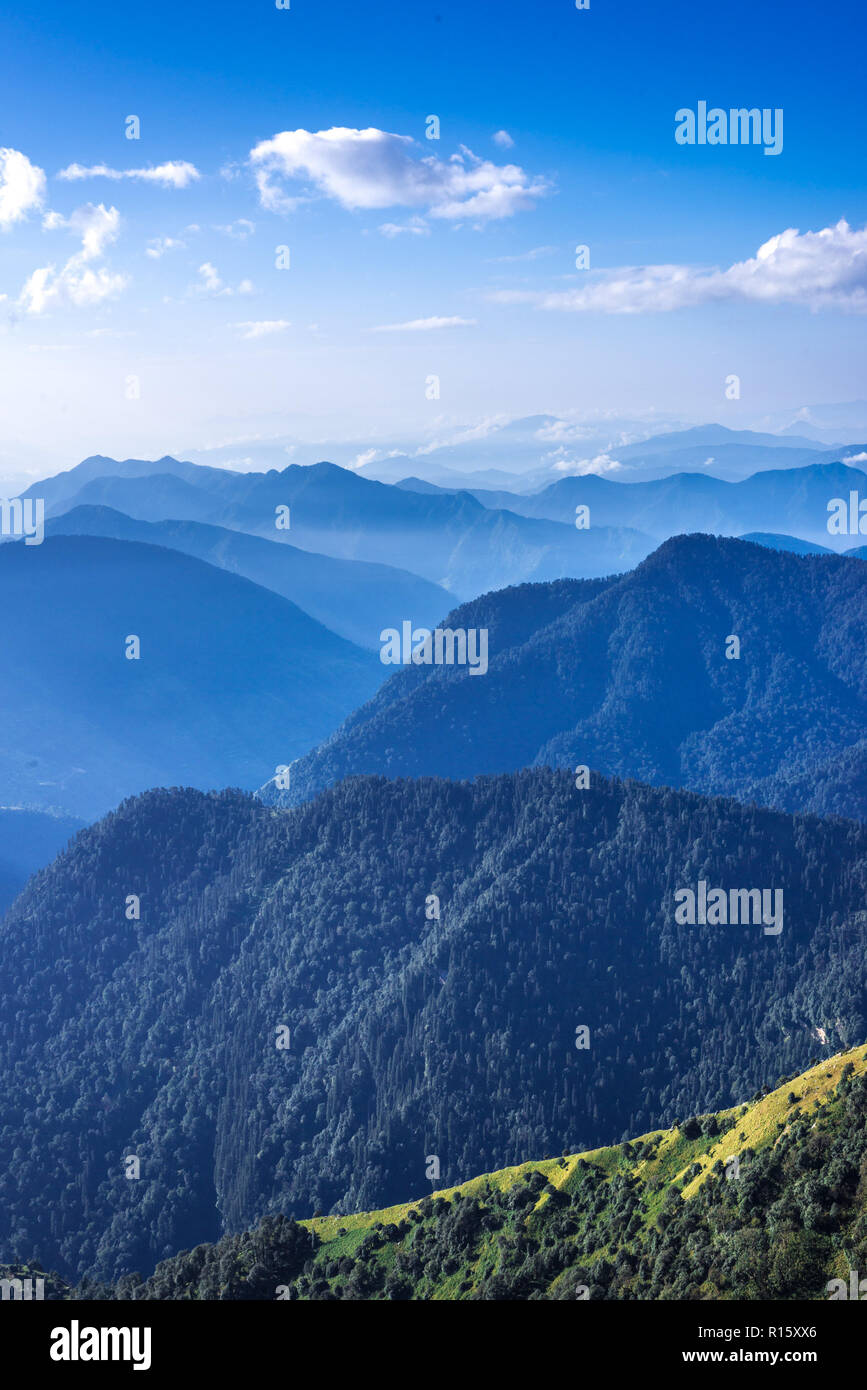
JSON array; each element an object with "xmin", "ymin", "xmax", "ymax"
[{"xmin": 1, "ymin": 0, "xmax": 866, "ymax": 478}]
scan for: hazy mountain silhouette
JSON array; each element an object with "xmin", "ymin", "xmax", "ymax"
[
  {"xmin": 739, "ymin": 532, "xmax": 835, "ymax": 556},
  {"xmin": 46, "ymin": 506, "xmax": 453, "ymax": 650},
  {"xmin": 463, "ymin": 459, "xmax": 867, "ymax": 548},
  {"xmin": 0, "ymin": 535, "xmax": 382, "ymax": 818},
  {"xmin": 40, "ymin": 458, "xmax": 656, "ymax": 597},
  {"xmin": 0, "ymin": 807, "xmax": 83, "ymax": 915}
]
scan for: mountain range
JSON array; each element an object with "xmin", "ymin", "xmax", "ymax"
[
  {"xmin": 25, "ymin": 456, "xmax": 653, "ymax": 597},
  {"xmin": 19, "ymin": 443, "xmax": 867, "ymax": 606},
  {"xmin": 357, "ymin": 418, "xmax": 846, "ymax": 488},
  {"xmin": 453, "ymin": 458, "xmax": 867, "ymax": 549},
  {"xmin": 3, "ymin": 428, "xmax": 867, "ymax": 1299}
]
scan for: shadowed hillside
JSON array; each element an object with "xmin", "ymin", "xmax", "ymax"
[{"xmin": 262, "ymin": 534, "xmax": 867, "ymax": 823}]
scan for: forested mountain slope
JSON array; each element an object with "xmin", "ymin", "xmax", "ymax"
[
  {"xmin": 263, "ymin": 535, "xmax": 867, "ymax": 822},
  {"xmin": 1, "ymin": 770, "xmax": 866, "ymax": 1282}
]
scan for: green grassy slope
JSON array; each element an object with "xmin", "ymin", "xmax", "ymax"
[{"xmin": 286, "ymin": 1046, "xmax": 867, "ymax": 1300}]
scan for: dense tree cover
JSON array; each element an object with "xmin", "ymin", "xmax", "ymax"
[
  {"xmin": 266, "ymin": 534, "xmax": 867, "ymax": 823},
  {"xmin": 0, "ymin": 1212, "xmax": 313, "ymax": 1301},
  {"xmin": 1, "ymin": 769, "xmax": 866, "ymax": 1284}
]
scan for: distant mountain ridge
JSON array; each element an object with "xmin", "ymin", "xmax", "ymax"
[
  {"xmin": 30, "ymin": 458, "xmax": 655, "ymax": 598},
  {"xmin": 23, "ymin": 446, "xmax": 867, "ymax": 580},
  {"xmin": 461, "ymin": 458, "xmax": 867, "ymax": 548},
  {"xmin": 360, "ymin": 418, "xmax": 840, "ymax": 488},
  {"xmin": 738, "ymin": 532, "xmax": 835, "ymax": 556}
]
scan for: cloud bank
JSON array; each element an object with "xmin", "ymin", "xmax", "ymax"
[{"xmin": 491, "ymin": 221, "xmax": 867, "ymax": 313}]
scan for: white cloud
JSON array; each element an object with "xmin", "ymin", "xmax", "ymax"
[
  {"xmin": 351, "ymin": 448, "xmax": 379, "ymax": 470},
  {"xmin": 215, "ymin": 218, "xmax": 255, "ymax": 239},
  {"xmin": 492, "ymin": 130, "xmax": 515, "ymax": 149},
  {"xmin": 249, "ymin": 127, "xmax": 548, "ymax": 222},
  {"xmin": 412, "ymin": 415, "xmax": 511, "ymax": 455},
  {"xmin": 233, "ymin": 319, "xmax": 290, "ymax": 339},
  {"xmin": 20, "ymin": 263, "xmax": 126, "ymax": 314},
  {"xmin": 491, "ymin": 220, "xmax": 867, "ymax": 314},
  {"xmin": 19, "ymin": 203, "xmax": 126, "ymax": 314},
  {"xmin": 146, "ymin": 236, "xmax": 186, "ymax": 258},
  {"xmin": 372, "ymin": 315, "xmax": 477, "ymax": 332},
  {"xmin": 198, "ymin": 262, "xmax": 222, "ymax": 292},
  {"xmin": 348, "ymin": 447, "xmax": 404, "ymax": 471},
  {"xmin": 0, "ymin": 148, "xmax": 46, "ymax": 228},
  {"xmin": 550, "ymin": 450, "xmax": 624, "ymax": 476},
  {"xmin": 533, "ymin": 414, "xmax": 649, "ymax": 447},
  {"xmin": 843, "ymin": 451, "xmax": 867, "ymax": 464},
  {"xmin": 378, "ymin": 216, "xmax": 430, "ymax": 238},
  {"xmin": 58, "ymin": 160, "xmax": 200, "ymax": 189},
  {"xmin": 188, "ymin": 262, "xmax": 254, "ymax": 297},
  {"xmin": 62, "ymin": 204, "xmax": 121, "ymax": 259}
]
